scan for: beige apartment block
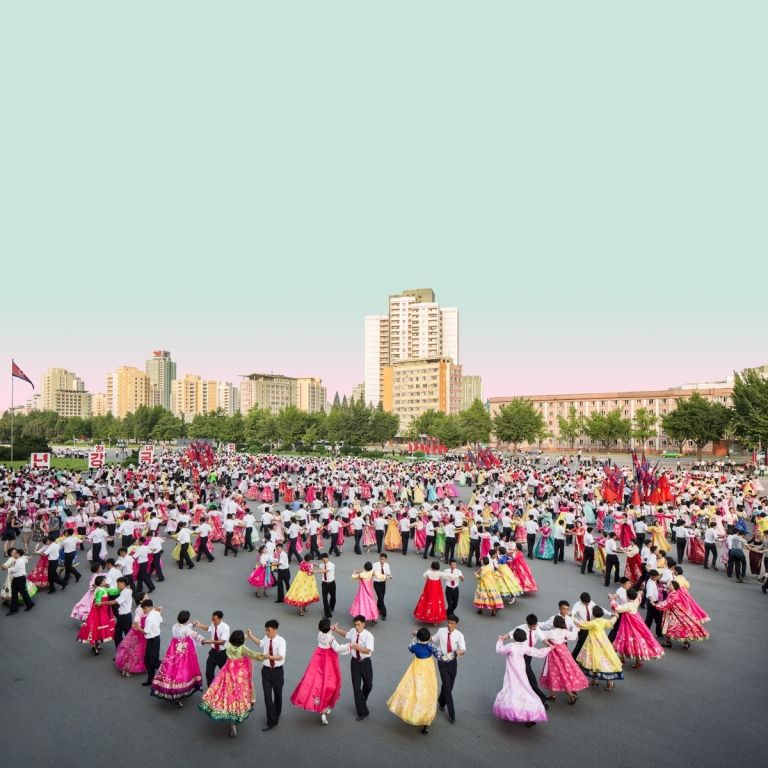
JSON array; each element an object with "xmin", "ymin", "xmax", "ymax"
[
  {"xmin": 170, "ymin": 374, "xmax": 220, "ymax": 422},
  {"xmin": 240, "ymin": 373, "xmax": 299, "ymax": 415},
  {"xmin": 297, "ymin": 377, "xmax": 327, "ymax": 413},
  {"xmin": 489, "ymin": 383, "xmax": 733, "ymax": 454},
  {"xmin": 364, "ymin": 288, "xmax": 459, "ymax": 407},
  {"xmin": 106, "ymin": 366, "xmax": 151, "ymax": 418},
  {"xmin": 41, "ymin": 368, "xmax": 85, "ymax": 411},
  {"xmin": 382, "ymin": 356, "xmax": 463, "ymax": 434},
  {"xmin": 91, "ymin": 393, "xmax": 108, "ymax": 417},
  {"xmin": 54, "ymin": 390, "xmax": 92, "ymax": 418}
]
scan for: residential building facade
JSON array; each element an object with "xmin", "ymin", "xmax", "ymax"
[
  {"xmin": 106, "ymin": 367, "xmax": 151, "ymax": 418},
  {"xmin": 382, "ymin": 357, "xmax": 463, "ymax": 434},
  {"xmin": 145, "ymin": 350, "xmax": 176, "ymax": 410},
  {"xmin": 461, "ymin": 375, "xmax": 483, "ymax": 410},
  {"xmin": 240, "ymin": 373, "xmax": 298, "ymax": 415}
]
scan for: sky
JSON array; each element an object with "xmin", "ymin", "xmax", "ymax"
[{"xmin": 1, "ymin": 2, "xmax": 766, "ymax": 411}]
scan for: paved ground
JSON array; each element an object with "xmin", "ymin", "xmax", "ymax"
[{"xmin": 3, "ymin": 497, "xmax": 766, "ymax": 767}]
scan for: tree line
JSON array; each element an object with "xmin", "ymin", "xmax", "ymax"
[{"xmin": 2, "ymin": 368, "xmax": 766, "ymax": 458}]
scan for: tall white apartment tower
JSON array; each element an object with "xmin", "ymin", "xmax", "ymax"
[{"xmin": 364, "ymin": 289, "xmax": 459, "ymax": 407}]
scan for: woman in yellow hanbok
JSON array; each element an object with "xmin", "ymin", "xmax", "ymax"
[
  {"xmin": 384, "ymin": 518, "xmax": 402, "ymax": 551},
  {"xmin": 284, "ymin": 555, "xmax": 320, "ymax": 616},
  {"xmin": 413, "ymin": 485, "xmax": 425, "ymax": 505},
  {"xmin": 494, "ymin": 548, "xmax": 524, "ymax": 604},
  {"xmin": 455, "ymin": 525, "xmax": 469, "ymax": 562},
  {"xmin": 646, "ymin": 524, "xmax": 669, "ymax": 553},
  {"xmin": 575, "ymin": 606, "xmax": 623, "ymax": 690},
  {"xmin": 473, "ymin": 558, "xmax": 504, "ymax": 615},
  {"xmin": 387, "ymin": 628, "xmax": 441, "ymax": 734}
]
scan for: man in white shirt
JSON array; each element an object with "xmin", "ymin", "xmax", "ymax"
[
  {"xmin": 193, "ymin": 610, "xmax": 230, "ymax": 687},
  {"xmin": 140, "ymin": 598, "xmax": 163, "ymax": 686},
  {"xmin": 134, "ymin": 541, "xmax": 155, "ymax": 594},
  {"xmin": 147, "ymin": 535, "xmax": 165, "ymax": 582},
  {"xmin": 176, "ymin": 524, "xmax": 195, "ymax": 569},
  {"xmin": 112, "ymin": 577, "xmax": 134, "ymax": 647},
  {"xmin": 42, "ymin": 536, "xmax": 67, "ymax": 594},
  {"xmin": 443, "ymin": 521, "xmax": 456, "ymax": 563},
  {"xmin": 273, "ymin": 545, "xmax": 291, "ymax": 603},
  {"xmin": 333, "ymin": 615, "xmax": 374, "ymax": 720},
  {"xmin": 433, "ymin": 615, "xmax": 466, "ymax": 723},
  {"xmin": 538, "ymin": 600, "xmax": 576, "ymax": 632},
  {"xmin": 243, "ymin": 511, "xmax": 256, "ymax": 552},
  {"xmin": 441, "ymin": 560, "xmax": 464, "ymax": 615},
  {"xmin": 703, "ymin": 522, "xmax": 719, "ymax": 570},
  {"xmin": 467, "ymin": 521, "xmax": 481, "ymax": 567},
  {"xmin": 317, "ymin": 553, "xmax": 336, "ymax": 618},
  {"xmin": 195, "ymin": 519, "xmax": 214, "ymax": 563},
  {"xmin": 260, "ymin": 619, "xmax": 286, "ymax": 731},
  {"xmin": 398, "ymin": 514, "xmax": 413, "ymax": 555},
  {"xmin": 351, "ymin": 513, "xmax": 364, "ymax": 555},
  {"xmin": 604, "ymin": 532, "xmax": 621, "ymax": 586},
  {"xmin": 327, "ymin": 517, "xmax": 341, "ymax": 557},
  {"xmin": 570, "ymin": 593, "xmax": 596, "ymax": 658},
  {"xmin": 643, "ymin": 570, "xmax": 667, "ymax": 642},
  {"xmin": 553, "ymin": 521, "xmax": 566, "ymax": 564},
  {"xmin": 60, "ymin": 529, "xmax": 82, "ymax": 585},
  {"xmin": 87, "ymin": 523, "xmax": 108, "ymax": 564},
  {"xmin": 525, "ymin": 516, "xmax": 539, "ymax": 559},
  {"xmin": 580, "ymin": 527, "xmax": 596, "ymax": 574},
  {"xmin": 117, "ymin": 518, "xmax": 136, "ymax": 549},
  {"xmin": 1, "ymin": 549, "xmax": 35, "ymax": 613},
  {"xmin": 307, "ymin": 515, "xmax": 322, "ymax": 559},
  {"xmin": 373, "ymin": 514, "xmax": 386, "ymax": 554},
  {"xmin": 372, "ymin": 554, "xmax": 391, "ymax": 620}
]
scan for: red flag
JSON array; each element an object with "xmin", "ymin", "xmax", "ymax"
[{"xmin": 11, "ymin": 360, "xmax": 34, "ymax": 388}]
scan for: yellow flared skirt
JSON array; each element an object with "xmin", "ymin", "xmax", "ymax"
[{"xmin": 387, "ymin": 657, "xmax": 438, "ymax": 726}]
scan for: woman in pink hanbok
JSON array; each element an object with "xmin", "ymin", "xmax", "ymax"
[
  {"xmin": 610, "ymin": 589, "xmax": 664, "ymax": 668},
  {"xmin": 349, "ymin": 562, "xmax": 379, "ymax": 623},
  {"xmin": 656, "ymin": 581, "xmax": 710, "ymax": 650},
  {"xmin": 247, "ymin": 546, "xmax": 276, "ymax": 597},
  {"xmin": 540, "ymin": 616, "xmax": 589, "ymax": 704},
  {"xmin": 493, "ymin": 629, "xmax": 552, "ymax": 727},
  {"xmin": 290, "ymin": 618, "xmax": 350, "ymax": 725},
  {"xmin": 151, "ymin": 611, "xmax": 204, "ymax": 706},
  {"xmin": 115, "ymin": 603, "xmax": 147, "ymax": 677},
  {"xmin": 70, "ymin": 564, "xmax": 102, "ymax": 623}
]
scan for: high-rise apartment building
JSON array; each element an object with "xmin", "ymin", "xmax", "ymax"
[
  {"xmin": 145, "ymin": 350, "xmax": 176, "ymax": 410},
  {"xmin": 350, "ymin": 382, "xmax": 365, "ymax": 404},
  {"xmin": 91, "ymin": 393, "xmax": 108, "ymax": 417},
  {"xmin": 39, "ymin": 368, "xmax": 91, "ymax": 417},
  {"xmin": 106, "ymin": 367, "xmax": 151, "ymax": 418},
  {"xmin": 382, "ymin": 357, "xmax": 463, "ymax": 434},
  {"xmin": 364, "ymin": 289, "xmax": 459, "ymax": 407},
  {"xmin": 297, "ymin": 377, "xmax": 327, "ymax": 413},
  {"xmin": 216, "ymin": 382, "xmax": 240, "ymax": 416},
  {"xmin": 462, "ymin": 375, "xmax": 483, "ymax": 410},
  {"xmin": 240, "ymin": 373, "xmax": 298, "ymax": 415},
  {"xmin": 170, "ymin": 374, "xmax": 221, "ymax": 422}
]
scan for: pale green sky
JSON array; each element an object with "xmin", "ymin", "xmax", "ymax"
[{"xmin": 1, "ymin": 2, "xmax": 765, "ymax": 408}]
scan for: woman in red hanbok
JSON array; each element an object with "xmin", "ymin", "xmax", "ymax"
[
  {"xmin": 290, "ymin": 619, "xmax": 350, "ymax": 725},
  {"xmin": 507, "ymin": 545, "xmax": 538, "ymax": 593},
  {"xmin": 623, "ymin": 544, "xmax": 643, "ymax": 584},
  {"xmin": 687, "ymin": 533, "xmax": 705, "ymax": 565},
  {"xmin": 573, "ymin": 522, "xmax": 585, "ymax": 564},
  {"xmin": 656, "ymin": 581, "xmax": 710, "ymax": 650},
  {"xmin": 76, "ymin": 576, "xmax": 116, "ymax": 654},
  {"xmin": 610, "ymin": 590, "xmax": 664, "ymax": 668},
  {"xmin": 540, "ymin": 617, "xmax": 589, "ymax": 704},
  {"xmin": 413, "ymin": 562, "xmax": 447, "ymax": 626}
]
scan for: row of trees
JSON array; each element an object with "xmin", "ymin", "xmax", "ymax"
[
  {"xmin": 0, "ymin": 399, "xmax": 401, "ymax": 450},
  {"xmin": 1, "ymin": 369, "xmax": 766, "ymax": 457}
]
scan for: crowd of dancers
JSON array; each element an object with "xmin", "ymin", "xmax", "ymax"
[{"xmin": 1, "ymin": 451, "xmax": 765, "ymax": 737}]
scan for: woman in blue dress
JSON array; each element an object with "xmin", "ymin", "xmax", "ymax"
[{"xmin": 535, "ymin": 517, "xmax": 555, "ymax": 560}]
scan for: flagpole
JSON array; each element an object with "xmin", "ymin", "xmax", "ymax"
[{"xmin": 11, "ymin": 360, "xmax": 14, "ymax": 463}]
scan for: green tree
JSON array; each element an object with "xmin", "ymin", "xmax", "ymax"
[
  {"xmin": 631, "ymin": 407, "xmax": 658, "ymax": 451},
  {"xmin": 492, "ymin": 399, "xmax": 547, "ymax": 451},
  {"xmin": 556, "ymin": 405, "xmax": 585, "ymax": 451},
  {"xmin": 367, "ymin": 405, "xmax": 399, "ymax": 446},
  {"xmin": 458, "ymin": 399, "xmax": 492, "ymax": 445},
  {"xmin": 583, "ymin": 409, "xmax": 632, "ymax": 450},
  {"xmin": 409, "ymin": 409, "xmax": 444, "ymax": 440},
  {"xmin": 244, "ymin": 408, "xmax": 278, "ymax": 447},
  {"xmin": 150, "ymin": 411, "xmax": 185, "ymax": 441},
  {"xmin": 661, "ymin": 393, "xmax": 732, "ymax": 458},
  {"xmin": 731, "ymin": 368, "xmax": 768, "ymax": 450},
  {"xmin": 301, "ymin": 411, "xmax": 328, "ymax": 445},
  {"xmin": 276, "ymin": 406, "xmax": 308, "ymax": 448},
  {"xmin": 432, "ymin": 413, "xmax": 464, "ymax": 449}
]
